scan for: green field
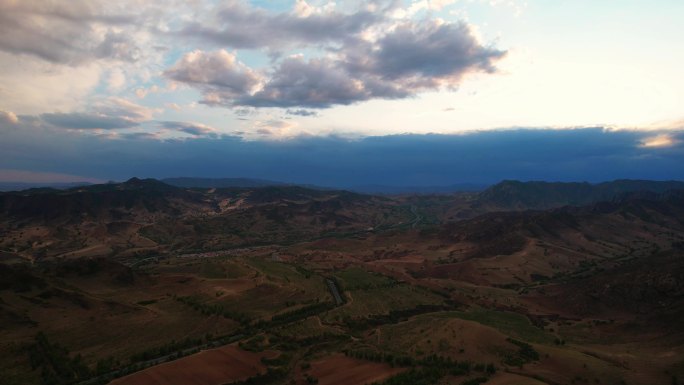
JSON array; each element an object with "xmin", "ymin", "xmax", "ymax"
[
  {"xmin": 335, "ymin": 267, "xmax": 397, "ymax": 290},
  {"xmin": 445, "ymin": 309, "xmax": 554, "ymax": 344},
  {"xmin": 324, "ymin": 283, "xmax": 444, "ymax": 322}
]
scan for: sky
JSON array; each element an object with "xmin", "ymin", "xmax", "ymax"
[{"xmin": 0, "ymin": 0, "xmax": 683, "ymax": 186}]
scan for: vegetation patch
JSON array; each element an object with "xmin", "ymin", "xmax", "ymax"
[
  {"xmin": 28, "ymin": 332, "xmax": 91, "ymax": 385},
  {"xmin": 174, "ymin": 295, "xmax": 251, "ymax": 325},
  {"xmin": 335, "ymin": 267, "xmax": 397, "ymax": 290},
  {"xmin": 503, "ymin": 338, "xmax": 540, "ymax": 367},
  {"xmin": 356, "ymin": 352, "xmax": 496, "ymax": 385},
  {"xmin": 450, "ymin": 309, "xmax": 554, "ymax": 344}
]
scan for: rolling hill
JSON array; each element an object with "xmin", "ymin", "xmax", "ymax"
[
  {"xmin": 477, "ymin": 179, "xmax": 684, "ymax": 210},
  {"xmin": 1, "ymin": 178, "xmax": 684, "ymax": 385}
]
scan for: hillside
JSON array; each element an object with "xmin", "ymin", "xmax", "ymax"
[
  {"xmin": 0, "ymin": 180, "xmax": 411, "ymax": 260},
  {"xmin": 477, "ymin": 179, "xmax": 684, "ymax": 210}
]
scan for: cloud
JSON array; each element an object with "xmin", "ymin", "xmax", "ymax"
[
  {"xmin": 117, "ymin": 131, "xmax": 164, "ymax": 141},
  {"xmin": 640, "ymin": 134, "xmax": 678, "ymax": 148},
  {"xmin": 0, "ymin": 1, "xmax": 140, "ymax": 65},
  {"xmin": 178, "ymin": 0, "xmax": 382, "ymax": 50},
  {"xmin": 236, "ymin": 56, "xmax": 370, "ymax": 108},
  {"xmin": 0, "ymin": 125, "xmax": 684, "ymax": 186},
  {"xmin": 286, "ymin": 109, "xmax": 319, "ymax": 117},
  {"xmin": 41, "ymin": 112, "xmax": 139, "ymax": 130},
  {"xmin": 0, "ymin": 109, "xmax": 18, "ymax": 124},
  {"xmin": 240, "ymin": 119, "xmax": 299, "ymax": 139},
  {"xmin": 41, "ymin": 97, "xmax": 154, "ymax": 129},
  {"xmin": 93, "ymin": 98, "xmax": 154, "ymax": 121},
  {"xmin": 362, "ymin": 21, "xmax": 504, "ymax": 82},
  {"xmin": 0, "ymin": 1, "xmax": 506, "ymax": 117},
  {"xmin": 94, "ymin": 31, "xmax": 141, "ymax": 62},
  {"xmin": 0, "ymin": 168, "xmax": 102, "ymax": 183},
  {"xmin": 159, "ymin": 121, "xmax": 217, "ymax": 137},
  {"xmin": 2, "ymin": 123, "xmax": 684, "ymax": 185},
  {"xmin": 164, "ymin": 102, "xmax": 181, "ymax": 111},
  {"xmin": 254, "ymin": 120, "xmax": 297, "ymax": 138},
  {"xmin": 135, "ymin": 85, "xmax": 161, "ymax": 99},
  {"xmin": 164, "ymin": 49, "xmax": 263, "ymax": 104},
  {"xmin": 405, "ymin": 0, "xmax": 457, "ymax": 15},
  {"xmin": 0, "ymin": 51, "xmax": 103, "ymax": 114},
  {"xmin": 0, "ymin": 1, "xmax": 174, "ymax": 115},
  {"xmin": 234, "ymin": 108, "xmax": 255, "ymax": 117},
  {"xmin": 170, "ymin": 18, "xmax": 504, "ymax": 109},
  {"xmin": 107, "ymin": 68, "xmax": 126, "ymax": 91}
]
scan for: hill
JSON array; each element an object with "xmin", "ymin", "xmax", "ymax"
[
  {"xmin": 477, "ymin": 179, "xmax": 684, "ymax": 210},
  {"xmin": 0, "ymin": 179, "xmax": 410, "ymax": 260}
]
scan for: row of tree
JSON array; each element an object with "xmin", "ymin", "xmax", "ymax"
[{"xmin": 174, "ymin": 295, "xmax": 251, "ymax": 325}]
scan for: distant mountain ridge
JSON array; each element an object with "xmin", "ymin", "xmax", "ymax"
[
  {"xmin": 349, "ymin": 183, "xmax": 488, "ymax": 195},
  {"xmin": 478, "ymin": 179, "xmax": 684, "ymax": 210},
  {"xmin": 162, "ymin": 177, "xmax": 288, "ymax": 189},
  {"xmin": 2, "ymin": 177, "xmax": 684, "ymax": 261},
  {"xmin": 162, "ymin": 177, "xmax": 491, "ymax": 194},
  {"xmin": 0, "ymin": 181, "xmax": 93, "ymax": 192},
  {"xmin": 0, "ymin": 177, "xmax": 200, "ymax": 223}
]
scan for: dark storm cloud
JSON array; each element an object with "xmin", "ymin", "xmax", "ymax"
[
  {"xmin": 0, "ymin": 1, "xmax": 140, "ymax": 64},
  {"xmin": 179, "ymin": 0, "xmax": 382, "ymax": 50},
  {"xmin": 3, "ymin": 124, "xmax": 683, "ymax": 186}
]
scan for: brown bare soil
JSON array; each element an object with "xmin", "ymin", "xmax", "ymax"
[
  {"xmin": 485, "ymin": 372, "xmax": 548, "ymax": 385},
  {"xmin": 110, "ymin": 345, "xmax": 271, "ymax": 385},
  {"xmin": 301, "ymin": 354, "xmax": 404, "ymax": 385}
]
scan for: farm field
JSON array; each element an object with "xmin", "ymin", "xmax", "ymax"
[
  {"xmin": 110, "ymin": 345, "xmax": 275, "ymax": 385},
  {"xmin": 300, "ymin": 354, "xmax": 405, "ymax": 385}
]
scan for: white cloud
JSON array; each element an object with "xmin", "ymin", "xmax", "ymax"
[
  {"xmin": 405, "ymin": 0, "xmax": 457, "ymax": 16},
  {"xmin": 0, "ymin": 52, "xmax": 103, "ymax": 114},
  {"xmin": 640, "ymin": 134, "xmax": 677, "ymax": 148},
  {"xmin": 165, "ymin": 102, "xmax": 182, "ymax": 111},
  {"xmin": 0, "ymin": 1, "xmax": 174, "ymax": 116},
  {"xmin": 0, "ymin": 0, "xmax": 141, "ymax": 64},
  {"xmin": 107, "ymin": 68, "xmax": 126, "ymax": 91},
  {"xmin": 245, "ymin": 119, "xmax": 299, "ymax": 140},
  {"xmin": 0, "ymin": 109, "xmax": 18, "ymax": 124},
  {"xmin": 135, "ymin": 85, "xmax": 159, "ymax": 99},
  {"xmin": 164, "ymin": 49, "xmax": 264, "ymax": 105},
  {"xmin": 41, "ymin": 97, "xmax": 156, "ymax": 129},
  {"xmin": 169, "ymin": 18, "xmax": 504, "ymax": 109}
]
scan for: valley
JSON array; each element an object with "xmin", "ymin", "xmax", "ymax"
[{"xmin": 1, "ymin": 179, "xmax": 683, "ymax": 385}]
